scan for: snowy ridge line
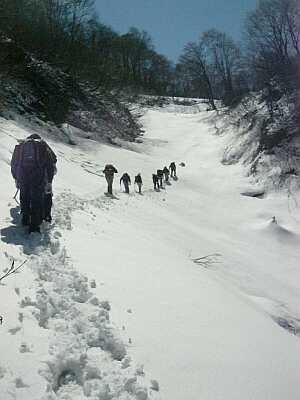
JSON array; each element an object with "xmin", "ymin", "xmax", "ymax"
[{"xmin": 2, "ymin": 191, "xmax": 160, "ymax": 400}]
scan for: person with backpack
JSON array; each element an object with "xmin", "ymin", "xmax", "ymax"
[
  {"xmin": 152, "ymin": 174, "xmax": 159, "ymax": 191},
  {"xmin": 134, "ymin": 173, "xmax": 143, "ymax": 194},
  {"xmin": 157, "ymin": 169, "xmax": 164, "ymax": 188},
  {"xmin": 120, "ymin": 172, "xmax": 131, "ymax": 194},
  {"xmin": 11, "ymin": 134, "xmax": 57, "ymax": 233},
  {"xmin": 103, "ymin": 164, "xmax": 118, "ymax": 196},
  {"xmin": 163, "ymin": 166, "xmax": 170, "ymax": 182},
  {"xmin": 169, "ymin": 162, "xmax": 177, "ymax": 178}
]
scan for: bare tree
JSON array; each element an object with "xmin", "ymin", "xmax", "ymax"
[
  {"xmin": 202, "ymin": 29, "xmax": 241, "ymax": 104},
  {"xmin": 180, "ymin": 41, "xmax": 216, "ymax": 109},
  {"xmin": 245, "ymin": 0, "xmax": 300, "ymax": 88}
]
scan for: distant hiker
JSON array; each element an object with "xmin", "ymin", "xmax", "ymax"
[
  {"xmin": 157, "ymin": 169, "xmax": 164, "ymax": 188},
  {"xmin": 103, "ymin": 164, "xmax": 118, "ymax": 195},
  {"xmin": 11, "ymin": 134, "xmax": 57, "ymax": 233},
  {"xmin": 134, "ymin": 173, "xmax": 143, "ymax": 194},
  {"xmin": 152, "ymin": 174, "xmax": 159, "ymax": 191},
  {"xmin": 169, "ymin": 162, "xmax": 177, "ymax": 178},
  {"xmin": 163, "ymin": 166, "xmax": 170, "ymax": 182},
  {"xmin": 120, "ymin": 172, "xmax": 131, "ymax": 194}
]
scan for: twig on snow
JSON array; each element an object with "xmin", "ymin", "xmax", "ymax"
[
  {"xmin": 0, "ymin": 260, "xmax": 28, "ymax": 284},
  {"xmin": 192, "ymin": 253, "xmax": 222, "ymax": 268}
]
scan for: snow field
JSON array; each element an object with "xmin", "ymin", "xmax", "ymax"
[
  {"xmin": 58, "ymin": 105, "xmax": 300, "ymax": 399},
  {"xmin": 1, "ymin": 103, "xmax": 300, "ymax": 400}
]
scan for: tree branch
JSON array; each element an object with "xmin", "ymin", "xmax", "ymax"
[
  {"xmin": 192, "ymin": 253, "xmax": 222, "ymax": 268},
  {"xmin": 0, "ymin": 260, "xmax": 27, "ymax": 284}
]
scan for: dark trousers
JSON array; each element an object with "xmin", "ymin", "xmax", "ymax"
[
  {"xmin": 136, "ymin": 183, "xmax": 142, "ymax": 194},
  {"xmin": 44, "ymin": 193, "xmax": 52, "ymax": 219},
  {"xmin": 20, "ymin": 183, "xmax": 43, "ymax": 228},
  {"xmin": 158, "ymin": 177, "xmax": 163, "ymax": 187},
  {"xmin": 153, "ymin": 181, "xmax": 159, "ymax": 190},
  {"xmin": 106, "ymin": 175, "xmax": 114, "ymax": 195},
  {"xmin": 170, "ymin": 169, "xmax": 176, "ymax": 178},
  {"xmin": 123, "ymin": 181, "xmax": 130, "ymax": 193}
]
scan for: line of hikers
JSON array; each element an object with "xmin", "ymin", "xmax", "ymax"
[
  {"xmin": 103, "ymin": 162, "xmax": 177, "ymax": 195},
  {"xmin": 10, "ymin": 134, "xmax": 179, "ymax": 233},
  {"xmin": 153, "ymin": 163, "xmax": 177, "ymax": 191}
]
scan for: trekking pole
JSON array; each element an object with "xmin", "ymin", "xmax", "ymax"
[{"xmin": 13, "ymin": 189, "xmax": 20, "ymax": 205}]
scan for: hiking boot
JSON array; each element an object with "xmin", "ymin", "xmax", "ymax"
[{"xmin": 29, "ymin": 225, "xmax": 41, "ymax": 234}]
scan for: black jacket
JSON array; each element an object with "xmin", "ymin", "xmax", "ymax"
[{"xmin": 120, "ymin": 173, "xmax": 131, "ymax": 184}]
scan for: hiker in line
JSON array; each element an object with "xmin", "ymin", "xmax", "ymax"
[
  {"xmin": 120, "ymin": 172, "xmax": 131, "ymax": 194},
  {"xmin": 163, "ymin": 166, "xmax": 170, "ymax": 182},
  {"xmin": 11, "ymin": 134, "xmax": 57, "ymax": 233},
  {"xmin": 134, "ymin": 173, "xmax": 143, "ymax": 194},
  {"xmin": 103, "ymin": 164, "xmax": 118, "ymax": 195},
  {"xmin": 169, "ymin": 162, "xmax": 177, "ymax": 178},
  {"xmin": 152, "ymin": 174, "xmax": 160, "ymax": 191},
  {"xmin": 157, "ymin": 169, "xmax": 164, "ymax": 188}
]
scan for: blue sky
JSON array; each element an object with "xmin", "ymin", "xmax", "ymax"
[{"xmin": 95, "ymin": 0, "xmax": 258, "ymax": 61}]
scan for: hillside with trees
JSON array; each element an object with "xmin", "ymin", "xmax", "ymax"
[{"xmin": 0, "ymin": 0, "xmax": 172, "ymax": 95}]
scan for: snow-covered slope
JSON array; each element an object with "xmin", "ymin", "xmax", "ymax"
[
  {"xmin": 215, "ymin": 94, "xmax": 300, "ymax": 192},
  {"xmin": 1, "ymin": 103, "xmax": 300, "ymax": 400}
]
